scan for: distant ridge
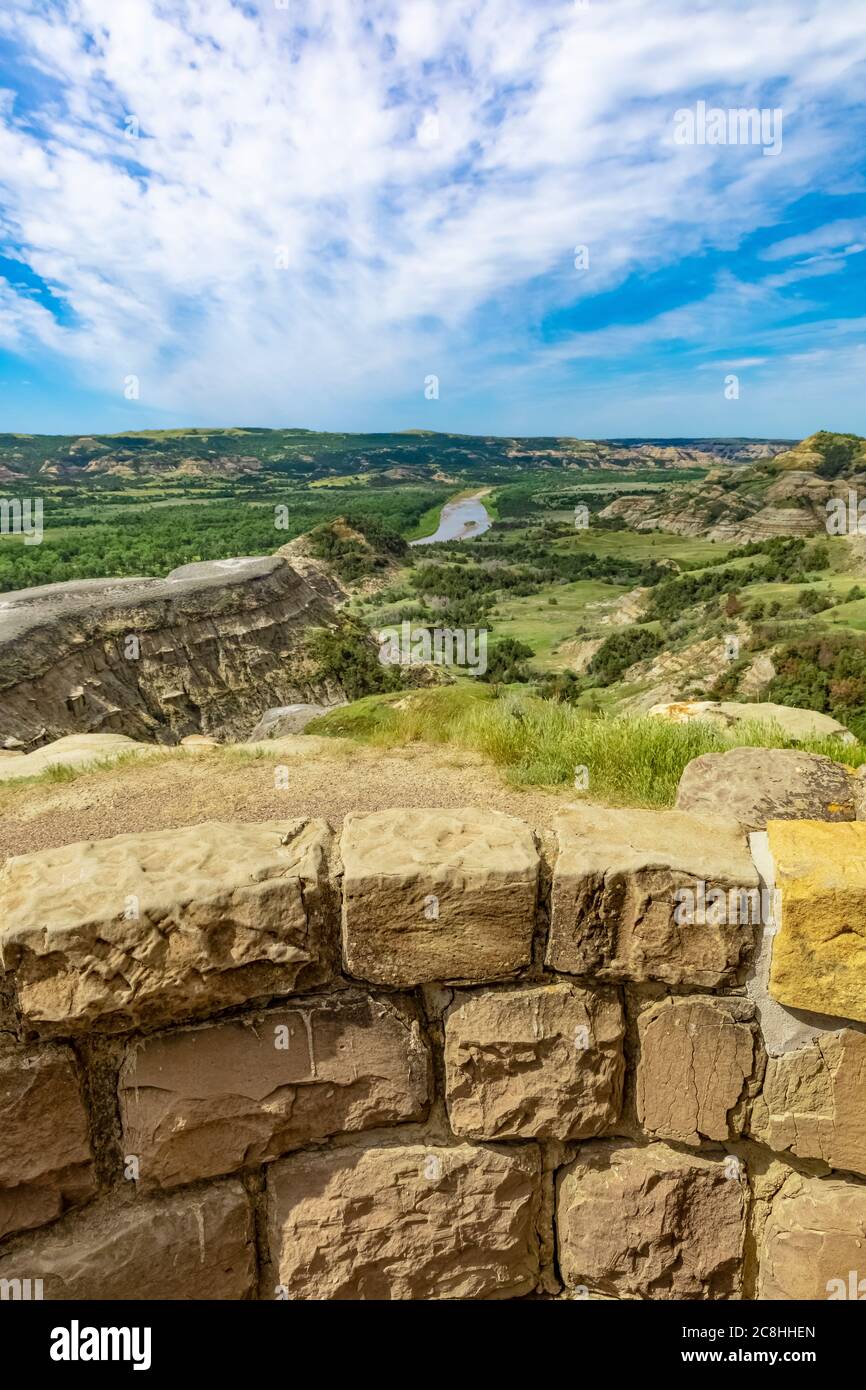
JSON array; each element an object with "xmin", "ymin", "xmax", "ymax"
[{"xmin": 0, "ymin": 428, "xmax": 795, "ymax": 483}]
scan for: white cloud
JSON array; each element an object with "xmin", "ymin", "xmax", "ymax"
[
  {"xmin": 0, "ymin": 0, "xmax": 863, "ymax": 425},
  {"xmin": 762, "ymin": 219, "xmax": 866, "ymax": 260}
]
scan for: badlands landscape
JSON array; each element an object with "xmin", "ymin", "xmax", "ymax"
[{"xmin": 2, "ymin": 427, "xmax": 866, "ymax": 1302}]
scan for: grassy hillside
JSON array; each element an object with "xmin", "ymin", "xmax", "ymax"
[{"xmin": 772, "ymin": 429, "xmax": 866, "ymax": 476}]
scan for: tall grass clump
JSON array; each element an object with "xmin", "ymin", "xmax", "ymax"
[
  {"xmin": 310, "ymin": 686, "xmax": 866, "ymax": 807},
  {"xmin": 462, "ymin": 701, "xmax": 733, "ymax": 803}
]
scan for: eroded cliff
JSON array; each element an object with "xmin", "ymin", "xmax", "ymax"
[{"xmin": 0, "ymin": 553, "xmax": 348, "ymax": 748}]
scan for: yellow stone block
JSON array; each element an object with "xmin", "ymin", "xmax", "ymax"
[{"xmin": 768, "ymin": 820, "xmax": 866, "ymax": 1023}]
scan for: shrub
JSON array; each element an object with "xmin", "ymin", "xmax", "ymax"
[
  {"xmin": 586, "ymin": 627, "xmax": 663, "ymax": 686},
  {"xmin": 767, "ymin": 633, "xmax": 866, "ymax": 740},
  {"xmin": 305, "ymin": 619, "xmax": 403, "ymax": 700},
  {"xmin": 480, "ymin": 638, "xmax": 535, "ymax": 683}
]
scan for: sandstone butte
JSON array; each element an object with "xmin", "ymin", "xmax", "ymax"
[{"xmin": 2, "ymin": 802, "xmax": 866, "ymax": 1301}]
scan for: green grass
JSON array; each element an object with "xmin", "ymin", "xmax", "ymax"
[
  {"xmin": 309, "ymin": 473, "xmax": 373, "ymax": 488},
  {"xmin": 824, "ymin": 598, "xmax": 866, "ymax": 632},
  {"xmin": 553, "ymin": 529, "xmax": 735, "ymax": 566},
  {"xmin": 741, "ymin": 574, "xmax": 866, "ymax": 635},
  {"xmin": 309, "ymin": 686, "xmax": 866, "ymax": 806},
  {"xmin": 42, "ymin": 762, "xmax": 79, "ymax": 783},
  {"xmin": 482, "ymin": 489, "xmax": 501, "ymax": 520},
  {"xmin": 492, "ymin": 579, "xmax": 630, "ymax": 667}
]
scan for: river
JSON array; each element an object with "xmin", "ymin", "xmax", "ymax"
[{"xmin": 409, "ymin": 490, "xmax": 493, "ymax": 546}]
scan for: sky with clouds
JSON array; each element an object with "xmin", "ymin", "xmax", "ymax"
[{"xmin": 0, "ymin": 0, "xmax": 865, "ymax": 438}]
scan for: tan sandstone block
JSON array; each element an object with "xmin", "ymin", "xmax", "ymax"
[
  {"xmin": 340, "ymin": 808, "xmax": 538, "ymax": 986},
  {"xmin": 0, "ymin": 1046, "xmax": 96, "ymax": 1240},
  {"xmin": 444, "ymin": 982, "xmax": 624, "ymax": 1141},
  {"xmin": 119, "ymin": 992, "xmax": 430, "ymax": 1189},
  {"xmin": 750, "ymin": 1029, "xmax": 866, "ymax": 1177},
  {"xmin": 758, "ymin": 1173, "xmax": 866, "ymax": 1300},
  {"xmin": 557, "ymin": 1141, "xmax": 746, "ymax": 1299},
  {"xmin": 267, "ymin": 1140, "xmax": 541, "ymax": 1299},
  {"xmin": 636, "ymin": 996, "xmax": 761, "ymax": 1145},
  {"xmin": 548, "ymin": 805, "xmax": 759, "ymax": 987},
  {"xmin": 0, "ymin": 1181, "xmax": 254, "ymax": 1299},
  {"xmin": 767, "ymin": 820, "xmax": 866, "ymax": 1023},
  {"xmin": 0, "ymin": 820, "xmax": 332, "ymax": 1034}
]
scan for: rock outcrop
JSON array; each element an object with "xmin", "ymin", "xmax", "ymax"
[
  {"xmin": 675, "ymin": 747, "xmax": 860, "ymax": 830},
  {"xmin": 599, "ymin": 431, "xmax": 866, "ymax": 544},
  {"xmin": 0, "ymin": 554, "xmax": 349, "ymax": 748},
  {"xmin": 245, "ymin": 703, "xmax": 334, "ymax": 740},
  {"xmin": 651, "ymin": 699, "xmax": 855, "ymax": 744},
  {"xmin": 0, "ymin": 732, "xmax": 158, "ymax": 782}
]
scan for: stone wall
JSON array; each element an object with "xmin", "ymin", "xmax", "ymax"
[{"xmin": 1, "ymin": 803, "xmax": 865, "ymax": 1301}]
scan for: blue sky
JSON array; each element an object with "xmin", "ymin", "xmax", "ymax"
[{"xmin": 0, "ymin": 0, "xmax": 864, "ymax": 439}]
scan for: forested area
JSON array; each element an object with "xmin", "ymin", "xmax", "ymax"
[{"xmin": 0, "ymin": 485, "xmax": 444, "ymax": 592}]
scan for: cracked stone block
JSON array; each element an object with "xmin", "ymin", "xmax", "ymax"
[
  {"xmin": 750, "ymin": 1028, "xmax": 866, "ymax": 1177},
  {"xmin": 443, "ymin": 981, "xmax": 624, "ymax": 1141},
  {"xmin": 557, "ymin": 1141, "xmax": 746, "ymax": 1300},
  {"xmin": 119, "ymin": 991, "xmax": 430, "ymax": 1188},
  {"xmin": 0, "ymin": 820, "xmax": 332, "ymax": 1035},
  {"xmin": 340, "ymin": 808, "xmax": 538, "ymax": 986},
  {"xmin": 636, "ymin": 996, "xmax": 762, "ymax": 1145},
  {"xmin": 547, "ymin": 805, "xmax": 759, "ymax": 988},
  {"xmin": 267, "ymin": 1140, "xmax": 541, "ymax": 1299},
  {"xmin": 767, "ymin": 820, "xmax": 866, "ymax": 1023},
  {"xmin": 0, "ymin": 1046, "xmax": 96, "ymax": 1240},
  {"xmin": 758, "ymin": 1173, "xmax": 866, "ymax": 1300},
  {"xmin": 0, "ymin": 1181, "xmax": 255, "ymax": 1299}
]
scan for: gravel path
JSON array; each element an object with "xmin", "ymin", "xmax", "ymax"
[{"xmin": 0, "ymin": 737, "xmax": 576, "ymax": 865}]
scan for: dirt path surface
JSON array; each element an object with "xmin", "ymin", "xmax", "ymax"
[{"xmin": 0, "ymin": 737, "xmax": 575, "ymax": 865}]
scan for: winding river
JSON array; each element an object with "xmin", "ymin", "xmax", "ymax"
[{"xmin": 409, "ymin": 490, "xmax": 494, "ymax": 546}]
